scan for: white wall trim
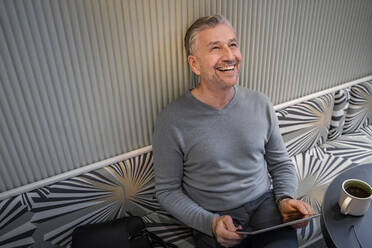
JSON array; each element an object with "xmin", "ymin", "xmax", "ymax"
[
  {"xmin": 274, "ymin": 75, "xmax": 372, "ymax": 110},
  {"xmin": 1, "ymin": 74, "xmax": 371, "ymax": 201},
  {"xmin": 0, "ymin": 145, "xmax": 152, "ymax": 201}
]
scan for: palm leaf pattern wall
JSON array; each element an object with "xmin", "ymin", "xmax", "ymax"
[
  {"xmin": 324, "ymin": 133, "xmax": 372, "ymax": 164},
  {"xmin": 143, "ymin": 212, "xmax": 194, "ymax": 247},
  {"xmin": 343, "ymin": 81, "xmax": 372, "ymax": 134},
  {"xmin": 105, "ymin": 154, "xmax": 159, "ymax": 213},
  {"xmin": 328, "ymin": 89, "xmax": 350, "ymax": 140},
  {"xmin": 361, "ymin": 125, "xmax": 372, "ymax": 140},
  {"xmin": 277, "ymin": 93, "xmax": 334, "ymax": 157},
  {"xmin": 0, "ymin": 152, "xmax": 180, "ymax": 248},
  {"xmin": 276, "ymin": 91, "xmax": 369, "ymax": 245},
  {"xmin": 0, "ymin": 195, "xmax": 36, "ymax": 248},
  {"xmin": 292, "ymin": 147, "xmax": 355, "ymax": 244},
  {"xmin": 29, "ymin": 172, "xmax": 127, "ymax": 247}
]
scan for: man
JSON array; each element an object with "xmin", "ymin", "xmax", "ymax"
[{"xmin": 153, "ymin": 15, "xmax": 313, "ymax": 248}]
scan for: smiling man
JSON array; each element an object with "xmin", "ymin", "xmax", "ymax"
[{"xmin": 153, "ymin": 15, "xmax": 313, "ymax": 248}]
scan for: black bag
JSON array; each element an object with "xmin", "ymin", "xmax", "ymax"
[{"xmin": 71, "ymin": 216, "xmax": 178, "ymax": 248}]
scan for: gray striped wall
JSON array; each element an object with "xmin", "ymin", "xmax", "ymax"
[{"xmin": 1, "ymin": 0, "xmax": 372, "ymax": 192}]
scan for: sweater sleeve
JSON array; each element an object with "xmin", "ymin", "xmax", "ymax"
[
  {"xmin": 152, "ymin": 117, "xmax": 218, "ymax": 236},
  {"xmin": 264, "ymin": 103, "xmax": 298, "ymax": 201}
]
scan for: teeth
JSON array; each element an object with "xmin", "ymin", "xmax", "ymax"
[{"xmin": 217, "ymin": 65, "xmax": 235, "ymax": 71}]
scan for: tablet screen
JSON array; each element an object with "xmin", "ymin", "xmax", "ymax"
[{"xmin": 236, "ymin": 213, "xmax": 321, "ymax": 235}]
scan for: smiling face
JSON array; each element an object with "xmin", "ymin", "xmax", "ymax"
[{"xmin": 188, "ymin": 24, "xmax": 242, "ymax": 90}]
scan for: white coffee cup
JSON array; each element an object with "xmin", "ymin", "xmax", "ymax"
[{"xmin": 338, "ymin": 179, "xmax": 372, "ymax": 216}]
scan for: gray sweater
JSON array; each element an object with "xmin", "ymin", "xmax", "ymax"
[{"xmin": 153, "ymin": 86, "xmax": 297, "ymax": 236}]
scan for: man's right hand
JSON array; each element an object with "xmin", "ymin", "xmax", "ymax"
[{"xmin": 212, "ymin": 215, "xmax": 246, "ymax": 247}]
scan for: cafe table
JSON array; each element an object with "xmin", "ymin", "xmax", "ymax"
[{"xmin": 321, "ymin": 163, "xmax": 372, "ymax": 248}]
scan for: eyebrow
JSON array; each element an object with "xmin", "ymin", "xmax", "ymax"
[
  {"xmin": 207, "ymin": 41, "xmax": 220, "ymax": 48},
  {"xmin": 207, "ymin": 38, "xmax": 238, "ymax": 48}
]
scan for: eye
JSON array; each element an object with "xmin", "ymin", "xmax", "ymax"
[
  {"xmin": 212, "ymin": 46, "xmax": 220, "ymax": 50},
  {"xmin": 230, "ymin": 42, "xmax": 238, "ymax": 47}
]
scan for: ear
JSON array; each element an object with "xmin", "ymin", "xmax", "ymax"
[{"xmin": 187, "ymin": 55, "xmax": 201, "ymax": 75}]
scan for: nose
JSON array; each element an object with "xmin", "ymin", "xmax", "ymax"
[{"xmin": 222, "ymin": 45, "xmax": 234, "ymax": 61}]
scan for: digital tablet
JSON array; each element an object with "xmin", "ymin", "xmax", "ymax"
[{"xmin": 236, "ymin": 213, "xmax": 321, "ymax": 235}]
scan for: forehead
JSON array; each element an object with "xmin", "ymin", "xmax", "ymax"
[{"xmin": 196, "ymin": 24, "xmax": 237, "ymax": 46}]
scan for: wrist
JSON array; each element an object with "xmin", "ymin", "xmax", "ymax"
[
  {"xmin": 277, "ymin": 195, "xmax": 292, "ymax": 205},
  {"xmin": 212, "ymin": 216, "xmax": 219, "ymax": 237}
]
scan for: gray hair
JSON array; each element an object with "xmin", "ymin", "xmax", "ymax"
[{"xmin": 184, "ymin": 15, "xmax": 232, "ymax": 56}]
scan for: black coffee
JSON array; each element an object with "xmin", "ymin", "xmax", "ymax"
[{"xmin": 345, "ymin": 186, "xmax": 370, "ymax": 198}]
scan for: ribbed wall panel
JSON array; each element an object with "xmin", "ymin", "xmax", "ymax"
[{"xmin": 1, "ymin": 0, "xmax": 372, "ymax": 191}]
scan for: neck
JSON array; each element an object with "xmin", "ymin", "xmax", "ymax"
[{"xmin": 191, "ymin": 83, "xmax": 235, "ymax": 110}]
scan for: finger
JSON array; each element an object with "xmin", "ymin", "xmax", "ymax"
[
  {"xmin": 292, "ymin": 219, "xmax": 310, "ymax": 229},
  {"xmin": 222, "ymin": 216, "xmax": 237, "ymax": 232},
  {"xmin": 214, "ymin": 216, "xmax": 245, "ymax": 247},
  {"xmin": 303, "ymin": 202, "xmax": 314, "ymax": 215},
  {"xmin": 280, "ymin": 198, "xmax": 301, "ymax": 213},
  {"xmin": 218, "ymin": 228, "xmax": 243, "ymax": 240},
  {"xmin": 290, "ymin": 217, "xmax": 311, "ymax": 229},
  {"xmin": 216, "ymin": 217, "xmax": 243, "ymax": 240},
  {"xmin": 285, "ymin": 212, "xmax": 304, "ymax": 222},
  {"xmin": 220, "ymin": 233, "xmax": 245, "ymax": 247},
  {"xmin": 235, "ymin": 226, "xmax": 247, "ymax": 239},
  {"xmin": 217, "ymin": 233, "xmax": 243, "ymax": 247},
  {"xmin": 294, "ymin": 200, "xmax": 310, "ymax": 215}
]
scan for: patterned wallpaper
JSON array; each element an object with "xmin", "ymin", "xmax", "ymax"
[{"xmin": 0, "ymin": 152, "xmax": 192, "ymax": 248}]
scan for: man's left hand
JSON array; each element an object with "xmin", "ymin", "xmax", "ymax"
[{"xmin": 278, "ymin": 198, "xmax": 314, "ymax": 229}]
